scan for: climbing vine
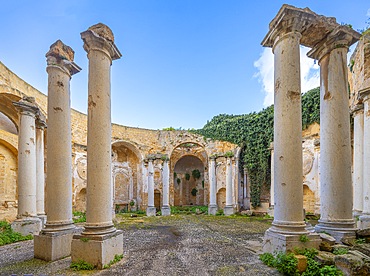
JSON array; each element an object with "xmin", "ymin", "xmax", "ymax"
[{"xmin": 193, "ymin": 87, "xmax": 320, "ymax": 207}]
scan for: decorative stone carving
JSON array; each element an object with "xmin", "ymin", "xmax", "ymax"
[{"xmin": 303, "ymin": 150, "xmax": 314, "ymax": 175}]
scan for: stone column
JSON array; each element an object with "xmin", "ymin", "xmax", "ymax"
[
  {"xmin": 308, "ymin": 28, "xmax": 357, "ymax": 240},
  {"xmin": 224, "ymin": 157, "xmax": 234, "ymax": 215},
  {"xmin": 268, "ymin": 142, "xmax": 275, "ymax": 217},
  {"xmin": 146, "ymin": 159, "xmax": 156, "ymax": 216},
  {"xmin": 351, "ymin": 105, "xmax": 364, "ymax": 216},
  {"xmin": 161, "ymin": 159, "xmax": 171, "ymax": 216},
  {"xmin": 71, "ymin": 23, "xmax": 123, "ymax": 269},
  {"xmin": 263, "ymin": 30, "xmax": 320, "ymax": 253},
  {"xmin": 359, "ymin": 89, "xmax": 370, "ymax": 228},
  {"xmin": 34, "ymin": 40, "xmax": 81, "ymax": 261},
  {"xmin": 36, "ymin": 115, "xmax": 47, "ymax": 226},
  {"xmin": 11, "ymin": 97, "xmax": 41, "ymax": 236},
  {"xmin": 243, "ymin": 168, "xmax": 249, "ymax": 209},
  {"xmin": 208, "ymin": 157, "xmax": 217, "ymax": 215}
]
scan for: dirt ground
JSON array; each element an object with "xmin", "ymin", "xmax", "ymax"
[{"xmin": 0, "ymin": 214, "xmax": 280, "ymax": 275}]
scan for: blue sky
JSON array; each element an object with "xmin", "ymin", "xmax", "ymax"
[{"xmin": 1, "ymin": 1, "xmax": 369, "ymax": 130}]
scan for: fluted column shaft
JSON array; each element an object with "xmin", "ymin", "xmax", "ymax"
[
  {"xmin": 208, "ymin": 158, "xmax": 217, "ymax": 215},
  {"xmin": 147, "ymin": 160, "xmax": 154, "ymax": 207},
  {"xmin": 161, "ymin": 160, "xmax": 170, "ymax": 216}
]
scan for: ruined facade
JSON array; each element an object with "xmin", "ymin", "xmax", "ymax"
[{"xmin": 0, "ymin": 61, "xmax": 243, "ymax": 223}]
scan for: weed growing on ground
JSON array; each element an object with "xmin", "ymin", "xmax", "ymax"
[
  {"xmin": 72, "ymin": 211, "xmax": 86, "ymax": 223},
  {"xmin": 103, "ymin": 254, "xmax": 124, "ymax": 269},
  {"xmin": 299, "ymin": 234, "xmax": 309, "ymax": 243},
  {"xmin": 333, "ymin": 247, "xmax": 349, "ymax": 255},
  {"xmin": 0, "ymin": 221, "xmax": 33, "ymax": 246},
  {"xmin": 70, "ymin": 260, "xmax": 95, "ymax": 271}
]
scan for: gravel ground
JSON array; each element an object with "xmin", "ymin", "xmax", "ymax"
[{"xmin": 0, "ymin": 215, "xmax": 280, "ymax": 276}]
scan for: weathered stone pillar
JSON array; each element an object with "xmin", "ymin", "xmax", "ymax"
[
  {"xmin": 243, "ymin": 168, "xmax": 249, "ymax": 209},
  {"xmin": 34, "ymin": 40, "xmax": 81, "ymax": 261},
  {"xmin": 161, "ymin": 159, "xmax": 171, "ymax": 216},
  {"xmin": 308, "ymin": 27, "xmax": 359, "ymax": 240},
  {"xmin": 71, "ymin": 23, "xmax": 123, "ymax": 269},
  {"xmin": 359, "ymin": 89, "xmax": 370, "ymax": 228},
  {"xmin": 224, "ymin": 157, "xmax": 234, "ymax": 215},
  {"xmin": 263, "ymin": 27, "xmax": 320, "ymax": 252},
  {"xmin": 11, "ymin": 97, "xmax": 41, "ymax": 235},
  {"xmin": 35, "ymin": 115, "xmax": 47, "ymax": 226},
  {"xmin": 208, "ymin": 157, "xmax": 217, "ymax": 215},
  {"xmin": 146, "ymin": 159, "xmax": 156, "ymax": 216},
  {"xmin": 351, "ymin": 105, "xmax": 364, "ymax": 216},
  {"xmin": 268, "ymin": 142, "xmax": 275, "ymax": 217}
]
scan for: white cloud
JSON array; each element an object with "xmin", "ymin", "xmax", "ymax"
[
  {"xmin": 254, "ymin": 46, "xmax": 320, "ymax": 107},
  {"xmin": 367, "ymin": 8, "xmax": 370, "ymax": 17}
]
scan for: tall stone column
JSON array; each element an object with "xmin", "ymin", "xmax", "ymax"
[
  {"xmin": 359, "ymin": 89, "xmax": 370, "ymax": 228},
  {"xmin": 34, "ymin": 40, "xmax": 81, "ymax": 261},
  {"xmin": 71, "ymin": 23, "xmax": 123, "ymax": 269},
  {"xmin": 263, "ymin": 29, "xmax": 320, "ymax": 252},
  {"xmin": 11, "ymin": 97, "xmax": 41, "ymax": 235},
  {"xmin": 224, "ymin": 157, "xmax": 234, "ymax": 215},
  {"xmin": 308, "ymin": 27, "xmax": 358, "ymax": 240},
  {"xmin": 351, "ymin": 105, "xmax": 364, "ymax": 216},
  {"xmin": 208, "ymin": 157, "xmax": 217, "ymax": 215},
  {"xmin": 243, "ymin": 168, "xmax": 249, "ymax": 209},
  {"xmin": 161, "ymin": 159, "xmax": 171, "ymax": 216},
  {"xmin": 147, "ymin": 159, "xmax": 156, "ymax": 216},
  {"xmin": 268, "ymin": 142, "xmax": 275, "ymax": 217},
  {"xmin": 35, "ymin": 115, "xmax": 47, "ymax": 226}
]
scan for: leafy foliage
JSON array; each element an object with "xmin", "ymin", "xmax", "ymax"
[
  {"xmin": 0, "ymin": 220, "xmax": 33, "ymax": 246},
  {"xmin": 70, "ymin": 260, "xmax": 95, "ymax": 270},
  {"xmin": 194, "ymin": 87, "xmax": 320, "ymax": 207},
  {"xmin": 192, "ymin": 169, "xmax": 201, "ymax": 179},
  {"xmin": 72, "ymin": 211, "xmax": 86, "ymax": 223}
]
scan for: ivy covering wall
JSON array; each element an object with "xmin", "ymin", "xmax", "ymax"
[{"xmin": 194, "ymin": 87, "xmax": 320, "ymax": 207}]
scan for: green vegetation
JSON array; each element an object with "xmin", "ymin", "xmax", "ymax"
[
  {"xmin": 333, "ymin": 247, "xmax": 349, "ymax": 255},
  {"xmin": 192, "ymin": 169, "xmax": 201, "ymax": 179},
  {"xmin": 194, "ymin": 87, "xmax": 320, "ymax": 207},
  {"xmin": 299, "ymin": 234, "xmax": 309, "ymax": 243},
  {"xmin": 0, "ymin": 220, "xmax": 33, "ymax": 246},
  {"xmin": 185, "ymin": 173, "xmax": 190, "ymax": 181},
  {"xmin": 191, "ymin": 188, "xmax": 198, "ymax": 196},
  {"xmin": 72, "ymin": 211, "xmax": 86, "ymax": 223},
  {"xmin": 177, "ymin": 178, "xmax": 181, "ymax": 184},
  {"xmin": 355, "ymin": 238, "xmax": 366, "ymax": 244},
  {"xmin": 260, "ymin": 248, "xmax": 343, "ymax": 275},
  {"xmin": 70, "ymin": 260, "xmax": 95, "ymax": 271},
  {"xmin": 170, "ymin": 206, "xmax": 208, "ymax": 214},
  {"xmin": 103, "ymin": 254, "xmax": 124, "ymax": 269}
]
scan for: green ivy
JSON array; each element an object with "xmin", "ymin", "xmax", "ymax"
[{"xmin": 193, "ymin": 87, "xmax": 320, "ymax": 207}]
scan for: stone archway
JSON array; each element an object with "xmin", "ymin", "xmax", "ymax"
[
  {"xmin": 173, "ymin": 155, "xmax": 205, "ymax": 206},
  {"xmin": 75, "ymin": 188, "xmax": 86, "ymax": 212},
  {"xmin": 303, "ymin": 184, "xmax": 315, "ymax": 214},
  {"xmin": 217, "ymin": 188, "xmax": 226, "ymax": 209}
]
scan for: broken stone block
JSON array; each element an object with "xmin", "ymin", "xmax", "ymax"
[
  {"xmin": 295, "ymin": 254, "xmax": 307, "ymax": 273},
  {"xmin": 315, "ymin": 251, "xmax": 335, "ymax": 266},
  {"xmin": 319, "ymin": 241, "xmax": 333, "ymax": 252},
  {"xmin": 334, "ymin": 251, "xmax": 370, "ymax": 276},
  {"xmin": 319, "ymin": 232, "xmax": 336, "ymax": 245}
]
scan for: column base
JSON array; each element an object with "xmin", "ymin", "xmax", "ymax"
[
  {"xmin": 263, "ymin": 228, "xmax": 321, "ymax": 253},
  {"xmin": 358, "ymin": 214, "xmax": 370, "ymax": 230},
  {"xmin": 71, "ymin": 230, "xmax": 123, "ymax": 270},
  {"xmin": 268, "ymin": 206, "xmax": 275, "ymax": 217},
  {"xmin": 37, "ymin": 214, "xmax": 47, "ymax": 228},
  {"xmin": 314, "ymin": 219, "xmax": 357, "ymax": 242},
  {"xmin": 208, "ymin": 205, "xmax": 218, "ymax": 215},
  {"xmin": 11, "ymin": 217, "xmax": 42, "ymax": 235},
  {"xmin": 146, "ymin": 207, "xmax": 156, "ymax": 217},
  {"xmin": 161, "ymin": 206, "xmax": 171, "ymax": 216},
  {"xmin": 34, "ymin": 227, "xmax": 82, "ymax": 261},
  {"xmin": 224, "ymin": 205, "xmax": 235, "ymax": 216}
]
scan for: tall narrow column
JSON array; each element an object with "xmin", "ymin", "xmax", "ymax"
[
  {"xmin": 71, "ymin": 23, "xmax": 123, "ymax": 269},
  {"xmin": 208, "ymin": 157, "xmax": 217, "ymax": 215},
  {"xmin": 35, "ymin": 115, "xmax": 47, "ymax": 226},
  {"xmin": 359, "ymin": 89, "xmax": 370, "ymax": 228},
  {"xmin": 268, "ymin": 142, "xmax": 275, "ymax": 217},
  {"xmin": 34, "ymin": 40, "xmax": 81, "ymax": 261},
  {"xmin": 243, "ymin": 168, "xmax": 249, "ymax": 209},
  {"xmin": 263, "ymin": 28, "xmax": 320, "ymax": 253},
  {"xmin": 11, "ymin": 98, "xmax": 41, "ymax": 235},
  {"xmin": 161, "ymin": 159, "xmax": 171, "ymax": 216},
  {"xmin": 308, "ymin": 27, "xmax": 358, "ymax": 240},
  {"xmin": 224, "ymin": 157, "xmax": 234, "ymax": 215},
  {"xmin": 351, "ymin": 105, "xmax": 364, "ymax": 216},
  {"xmin": 147, "ymin": 159, "xmax": 156, "ymax": 216}
]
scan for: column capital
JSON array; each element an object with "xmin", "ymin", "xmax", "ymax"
[
  {"xmin": 350, "ymin": 104, "xmax": 364, "ymax": 116},
  {"xmin": 81, "ymin": 23, "xmax": 122, "ymax": 61},
  {"xmin": 360, "ymin": 87, "xmax": 370, "ymax": 102},
  {"xmin": 13, "ymin": 97, "xmax": 39, "ymax": 118},
  {"xmin": 307, "ymin": 26, "xmax": 360, "ymax": 61},
  {"xmin": 46, "ymin": 40, "xmax": 81, "ymax": 77},
  {"xmin": 36, "ymin": 113, "xmax": 47, "ymax": 130}
]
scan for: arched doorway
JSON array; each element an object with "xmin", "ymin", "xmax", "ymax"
[
  {"xmin": 217, "ymin": 188, "xmax": 226, "ymax": 209},
  {"xmin": 173, "ymin": 155, "xmax": 205, "ymax": 206},
  {"xmin": 303, "ymin": 184, "xmax": 315, "ymax": 214},
  {"xmin": 75, "ymin": 188, "xmax": 86, "ymax": 212}
]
